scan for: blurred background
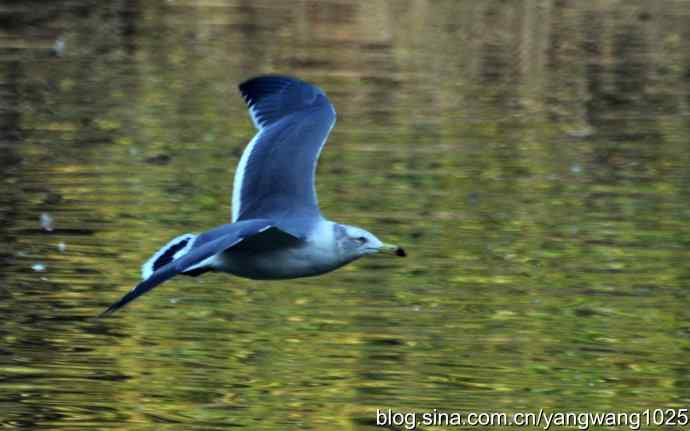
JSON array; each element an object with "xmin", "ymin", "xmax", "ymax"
[{"xmin": 1, "ymin": 1, "xmax": 689, "ymax": 430}]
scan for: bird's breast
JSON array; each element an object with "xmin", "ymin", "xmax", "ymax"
[{"xmin": 215, "ymin": 242, "xmax": 344, "ymax": 280}]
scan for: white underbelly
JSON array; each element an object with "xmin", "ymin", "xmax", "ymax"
[{"xmin": 215, "ymin": 244, "xmax": 344, "ymax": 280}]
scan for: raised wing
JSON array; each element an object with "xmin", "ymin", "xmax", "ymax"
[
  {"xmin": 101, "ymin": 220, "xmax": 295, "ymax": 315},
  {"xmin": 232, "ymin": 76, "xmax": 336, "ymax": 227}
]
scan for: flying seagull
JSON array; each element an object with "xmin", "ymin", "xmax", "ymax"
[{"xmin": 101, "ymin": 75, "xmax": 405, "ymax": 315}]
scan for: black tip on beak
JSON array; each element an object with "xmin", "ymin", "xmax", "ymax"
[{"xmin": 395, "ymin": 247, "xmax": 406, "ymax": 257}]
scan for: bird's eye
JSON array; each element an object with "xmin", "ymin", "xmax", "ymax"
[{"xmin": 356, "ymin": 236, "xmax": 367, "ymax": 245}]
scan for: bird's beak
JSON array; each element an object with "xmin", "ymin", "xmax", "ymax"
[{"xmin": 379, "ymin": 242, "xmax": 406, "ymax": 257}]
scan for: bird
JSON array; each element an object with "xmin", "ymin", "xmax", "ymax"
[{"xmin": 101, "ymin": 75, "xmax": 405, "ymax": 315}]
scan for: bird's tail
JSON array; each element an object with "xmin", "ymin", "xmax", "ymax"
[{"xmin": 141, "ymin": 233, "xmax": 196, "ymax": 280}]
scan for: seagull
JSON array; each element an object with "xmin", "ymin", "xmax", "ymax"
[{"xmin": 102, "ymin": 75, "xmax": 405, "ymax": 315}]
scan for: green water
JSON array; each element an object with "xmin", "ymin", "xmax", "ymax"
[{"xmin": 1, "ymin": 1, "xmax": 689, "ymax": 430}]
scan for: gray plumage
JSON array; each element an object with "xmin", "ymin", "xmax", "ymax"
[{"xmin": 102, "ymin": 75, "xmax": 405, "ymax": 315}]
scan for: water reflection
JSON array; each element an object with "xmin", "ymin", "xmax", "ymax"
[{"xmin": 1, "ymin": 1, "xmax": 689, "ymax": 430}]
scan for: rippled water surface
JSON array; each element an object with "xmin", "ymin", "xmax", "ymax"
[{"xmin": 1, "ymin": 1, "xmax": 690, "ymax": 430}]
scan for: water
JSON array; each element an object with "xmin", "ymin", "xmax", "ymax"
[{"xmin": 1, "ymin": 1, "xmax": 689, "ymax": 430}]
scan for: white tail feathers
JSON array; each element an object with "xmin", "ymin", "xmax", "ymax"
[{"xmin": 141, "ymin": 233, "xmax": 196, "ymax": 280}]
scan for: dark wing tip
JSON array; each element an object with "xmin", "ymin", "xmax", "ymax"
[
  {"xmin": 238, "ymin": 75, "xmax": 331, "ymax": 129},
  {"xmin": 99, "ymin": 288, "xmax": 141, "ymax": 316},
  {"xmin": 99, "ymin": 302, "xmax": 122, "ymax": 317},
  {"xmin": 98, "ymin": 264, "xmax": 179, "ymax": 316},
  {"xmin": 238, "ymin": 75, "xmax": 299, "ymax": 107}
]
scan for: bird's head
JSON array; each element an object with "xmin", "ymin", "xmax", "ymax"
[{"xmin": 335, "ymin": 224, "xmax": 406, "ymax": 261}]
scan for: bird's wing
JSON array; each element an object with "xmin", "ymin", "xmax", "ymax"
[
  {"xmin": 232, "ymin": 76, "xmax": 336, "ymax": 231},
  {"xmin": 101, "ymin": 220, "xmax": 297, "ymax": 315}
]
